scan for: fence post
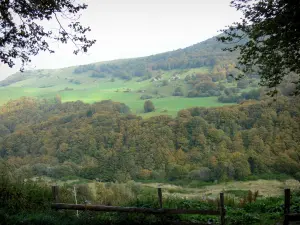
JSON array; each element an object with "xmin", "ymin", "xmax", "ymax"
[
  {"xmin": 73, "ymin": 186, "xmax": 79, "ymax": 217},
  {"xmin": 52, "ymin": 185, "xmax": 59, "ymax": 203},
  {"xmin": 157, "ymin": 188, "xmax": 163, "ymax": 209},
  {"xmin": 220, "ymin": 192, "xmax": 225, "ymax": 225},
  {"xmin": 284, "ymin": 189, "xmax": 291, "ymax": 225}
]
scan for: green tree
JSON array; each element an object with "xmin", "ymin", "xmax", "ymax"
[
  {"xmin": 162, "ymin": 80, "xmax": 169, "ymax": 86},
  {"xmin": 173, "ymin": 87, "xmax": 184, "ymax": 96},
  {"xmin": 237, "ymin": 79, "xmax": 249, "ymax": 89},
  {"xmin": 144, "ymin": 100, "xmax": 155, "ymax": 113},
  {"xmin": 0, "ymin": 0, "xmax": 96, "ymax": 70},
  {"xmin": 231, "ymin": 152, "xmax": 251, "ymax": 179},
  {"xmin": 218, "ymin": 0, "xmax": 300, "ymax": 95},
  {"xmin": 188, "ymin": 167, "xmax": 211, "ymax": 181}
]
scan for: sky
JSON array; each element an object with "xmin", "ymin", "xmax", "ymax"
[{"xmin": 0, "ymin": 0, "xmax": 241, "ymax": 81}]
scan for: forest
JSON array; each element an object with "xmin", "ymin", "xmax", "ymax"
[{"xmin": 1, "ymin": 96, "xmax": 299, "ymax": 183}]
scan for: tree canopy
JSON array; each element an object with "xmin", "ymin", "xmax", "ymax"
[
  {"xmin": 0, "ymin": 0, "xmax": 96, "ymax": 70},
  {"xmin": 0, "ymin": 96, "xmax": 299, "ymax": 182},
  {"xmin": 218, "ymin": 0, "xmax": 300, "ymax": 95}
]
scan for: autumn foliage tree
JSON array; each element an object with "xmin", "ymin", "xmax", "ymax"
[{"xmin": 0, "ymin": 96, "xmax": 300, "ymax": 182}]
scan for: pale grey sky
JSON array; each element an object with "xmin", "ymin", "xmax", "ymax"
[{"xmin": 0, "ymin": 0, "xmax": 241, "ymax": 80}]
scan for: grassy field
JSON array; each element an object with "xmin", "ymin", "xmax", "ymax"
[
  {"xmin": 1, "ymin": 66, "xmax": 235, "ymax": 117},
  {"xmin": 1, "ymin": 85, "xmax": 233, "ymax": 117},
  {"xmin": 61, "ymin": 90, "xmax": 232, "ymax": 117},
  {"xmin": 140, "ymin": 179, "xmax": 300, "ymax": 199},
  {"xmin": 35, "ymin": 176, "xmax": 300, "ymax": 200}
]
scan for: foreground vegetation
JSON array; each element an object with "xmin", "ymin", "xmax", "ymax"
[{"xmin": 1, "ymin": 168, "xmax": 300, "ymax": 225}]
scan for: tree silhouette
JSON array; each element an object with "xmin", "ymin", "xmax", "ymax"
[
  {"xmin": 0, "ymin": 0, "xmax": 96, "ymax": 71},
  {"xmin": 144, "ymin": 100, "xmax": 155, "ymax": 113},
  {"xmin": 218, "ymin": 0, "xmax": 300, "ymax": 95}
]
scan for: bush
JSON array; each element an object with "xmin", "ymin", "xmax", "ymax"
[
  {"xmin": 218, "ymin": 94, "xmax": 241, "ymax": 103},
  {"xmin": 226, "ymin": 209, "xmax": 261, "ymax": 225},
  {"xmin": 173, "ymin": 87, "xmax": 184, "ymax": 96},
  {"xmin": 241, "ymin": 89, "xmax": 260, "ymax": 100},
  {"xmin": 137, "ymin": 169, "xmax": 152, "ymax": 180},
  {"xmin": 94, "ymin": 182, "xmax": 135, "ymax": 206},
  {"xmin": 208, "ymin": 90, "xmax": 221, "ymax": 96},
  {"xmin": 167, "ymin": 164, "xmax": 189, "ymax": 180},
  {"xmin": 0, "ymin": 178, "xmax": 52, "ymax": 213},
  {"xmin": 151, "ymin": 170, "xmax": 166, "ymax": 180},
  {"xmin": 237, "ymin": 80, "xmax": 249, "ymax": 89},
  {"xmin": 188, "ymin": 167, "xmax": 211, "ymax": 181},
  {"xmin": 90, "ymin": 72, "xmax": 106, "ymax": 78},
  {"xmin": 294, "ymin": 172, "xmax": 300, "ymax": 181},
  {"xmin": 224, "ymin": 87, "xmax": 239, "ymax": 95},
  {"xmin": 140, "ymin": 95, "xmax": 153, "ymax": 100},
  {"xmin": 144, "ymin": 100, "xmax": 155, "ymax": 113},
  {"xmin": 162, "ymin": 80, "xmax": 169, "ymax": 86},
  {"xmin": 49, "ymin": 165, "xmax": 76, "ymax": 178}
]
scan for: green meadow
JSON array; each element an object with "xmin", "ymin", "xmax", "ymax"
[
  {"xmin": 1, "ymin": 85, "xmax": 232, "ymax": 117},
  {"xmin": 1, "ymin": 67, "xmax": 235, "ymax": 117}
]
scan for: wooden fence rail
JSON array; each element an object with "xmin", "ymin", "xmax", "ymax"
[
  {"xmin": 51, "ymin": 186, "xmax": 226, "ymax": 225},
  {"xmin": 284, "ymin": 188, "xmax": 300, "ymax": 225},
  {"xmin": 51, "ymin": 186, "xmax": 300, "ymax": 225},
  {"xmin": 51, "ymin": 203, "xmax": 221, "ymax": 215}
]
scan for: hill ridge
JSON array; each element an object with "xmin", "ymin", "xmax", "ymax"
[{"xmin": 0, "ymin": 33, "xmax": 260, "ymax": 117}]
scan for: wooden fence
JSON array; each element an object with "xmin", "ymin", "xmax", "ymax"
[
  {"xmin": 51, "ymin": 186, "xmax": 226, "ymax": 225},
  {"xmin": 284, "ymin": 188, "xmax": 300, "ymax": 225},
  {"xmin": 51, "ymin": 186, "xmax": 300, "ymax": 225}
]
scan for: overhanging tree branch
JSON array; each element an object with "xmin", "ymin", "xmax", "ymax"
[
  {"xmin": 0, "ymin": 0, "xmax": 96, "ymax": 71},
  {"xmin": 218, "ymin": 0, "xmax": 300, "ymax": 96}
]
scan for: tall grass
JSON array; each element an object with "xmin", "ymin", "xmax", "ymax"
[{"xmin": 0, "ymin": 163, "xmax": 295, "ymax": 225}]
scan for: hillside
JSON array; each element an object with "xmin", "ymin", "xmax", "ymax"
[
  {"xmin": 0, "ymin": 96, "xmax": 300, "ymax": 182},
  {"xmin": 0, "ymin": 36, "xmax": 299, "ymax": 225},
  {"xmin": 0, "ymin": 35, "xmax": 260, "ymax": 116}
]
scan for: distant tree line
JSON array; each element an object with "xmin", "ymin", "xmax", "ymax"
[{"xmin": 69, "ymin": 36, "xmax": 241, "ymax": 83}]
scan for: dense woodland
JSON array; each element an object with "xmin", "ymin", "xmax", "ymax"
[{"xmin": 0, "ymin": 96, "xmax": 299, "ymax": 182}]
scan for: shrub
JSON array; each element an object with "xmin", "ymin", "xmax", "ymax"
[
  {"xmin": 94, "ymin": 182, "xmax": 135, "ymax": 206},
  {"xmin": 162, "ymin": 80, "xmax": 169, "ymax": 86},
  {"xmin": 188, "ymin": 167, "xmax": 212, "ymax": 181},
  {"xmin": 173, "ymin": 87, "xmax": 184, "ymax": 96},
  {"xmin": 241, "ymin": 89, "xmax": 260, "ymax": 100},
  {"xmin": 90, "ymin": 73, "xmax": 106, "ymax": 78},
  {"xmin": 237, "ymin": 80, "xmax": 249, "ymax": 89},
  {"xmin": 0, "ymin": 178, "xmax": 52, "ymax": 213},
  {"xmin": 218, "ymin": 94, "xmax": 241, "ymax": 103},
  {"xmin": 144, "ymin": 100, "xmax": 155, "ymax": 113},
  {"xmin": 138, "ymin": 169, "xmax": 152, "ymax": 180},
  {"xmin": 294, "ymin": 172, "xmax": 300, "ymax": 181},
  {"xmin": 140, "ymin": 95, "xmax": 153, "ymax": 100}
]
